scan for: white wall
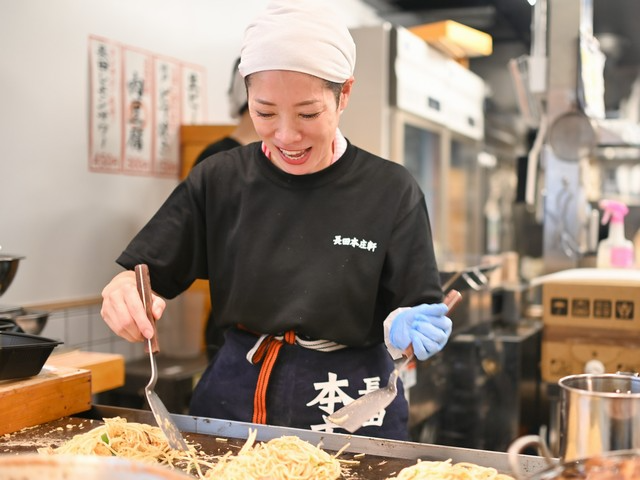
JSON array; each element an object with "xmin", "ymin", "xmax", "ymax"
[{"xmin": 0, "ymin": 0, "xmax": 382, "ymax": 306}]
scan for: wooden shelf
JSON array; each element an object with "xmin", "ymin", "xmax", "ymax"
[{"xmin": 409, "ymin": 20, "xmax": 492, "ymax": 62}]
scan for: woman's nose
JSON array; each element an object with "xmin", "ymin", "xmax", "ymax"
[{"xmin": 274, "ymin": 118, "xmax": 302, "ymax": 144}]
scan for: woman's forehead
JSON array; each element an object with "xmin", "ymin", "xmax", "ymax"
[{"xmin": 248, "ymin": 71, "xmax": 328, "ymax": 97}]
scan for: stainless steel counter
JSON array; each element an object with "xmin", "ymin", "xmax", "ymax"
[{"xmin": 0, "ymin": 404, "xmax": 550, "ymax": 478}]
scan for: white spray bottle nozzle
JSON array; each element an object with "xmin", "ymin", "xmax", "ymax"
[{"xmin": 599, "ymin": 199, "xmax": 629, "ymax": 225}]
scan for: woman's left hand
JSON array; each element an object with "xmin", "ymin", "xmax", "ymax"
[{"xmin": 389, "ymin": 303, "xmax": 452, "ymax": 360}]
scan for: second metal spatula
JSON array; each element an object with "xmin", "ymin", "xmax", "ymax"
[
  {"xmin": 327, "ymin": 289, "xmax": 462, "ymax": 433},
  {"xmin": 135, "ymin": 264, "xmax": 189, "ymax": 451}
]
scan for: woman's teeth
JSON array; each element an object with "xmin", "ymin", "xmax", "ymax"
[{"xmin": 280, "ymin": 148, "xmax": 307, "ymax": 160}]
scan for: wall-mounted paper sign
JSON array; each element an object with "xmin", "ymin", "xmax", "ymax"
[
  {"xmin": 154, "ymin": 57, "xmax": 181, "ymax": 176},
  {"xmin": 88, "ymin": 35, "xmax": 207, "ymax": 178},
  {"xmin": 181, "ymin": 63, "xmax": 207, "ymax": 125},
  {"xmin": 89, "ymin": 36, "xmax": 123, "ymax": 172},
  {"xmin": 122, "ymin": 47, "xmax": 154, "ymax": 174}
]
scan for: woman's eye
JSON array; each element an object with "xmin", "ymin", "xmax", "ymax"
[
  {"xmin": 255, "ymin": 111, "xmax": 274, "ymax": 118},
  {"xmin": 300, "ymin": 112, "xmax": 320, "ymax": 119}
]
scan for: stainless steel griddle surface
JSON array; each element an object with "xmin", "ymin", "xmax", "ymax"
[{"xmin": 0, "ymin": 405, "xmax": 548, "ymax": 479}]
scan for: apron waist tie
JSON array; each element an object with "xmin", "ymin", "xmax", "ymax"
[
  {"xmin": 239, "ymin": 326, "xmax": 348, "ymax": 424},
  {"xmin": 248, "ymin": 330, "xmax": 295, "ymax": 424}
]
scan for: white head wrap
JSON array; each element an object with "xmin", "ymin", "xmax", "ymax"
[
  {"xmin": 238, "ymin": 0, "xmax": 356, "ymax": 83},
  {"xmin": 227, "ymin": 57, "xmax": 247, "ymax": 119}
]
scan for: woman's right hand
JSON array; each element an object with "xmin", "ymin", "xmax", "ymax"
[{"xmin": 100, "ymin": 270, "xmax": 166, "ymax": 343}]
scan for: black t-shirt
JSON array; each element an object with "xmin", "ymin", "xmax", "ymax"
[
  {"xmin": 117, "ymin": 141, "xmax": 442, "ymax": 347},
  {"xmin": 193, "ymin": 137, "xmax": 242, "ymax": 166}
]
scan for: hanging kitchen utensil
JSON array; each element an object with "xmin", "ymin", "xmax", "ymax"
[
  {"xmin": 547, "ymin": 110, "xmax": 597, "ymax": 162},
  {"xmin": 327, "ymin": 289, "xmax": 462, "ymax": 433},
  {"xmin": 135, "ymin": 264, "xmax": 189, "ymax": 451}
]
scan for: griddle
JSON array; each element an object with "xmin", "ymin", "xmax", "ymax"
[{"xmin": 0, "ymin": 404, "xmax": 548, "ymax": 479}]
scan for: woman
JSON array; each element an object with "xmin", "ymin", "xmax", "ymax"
[{"xmin": 100, "ymin": 0, "xmax": 451, "ymax": 441}]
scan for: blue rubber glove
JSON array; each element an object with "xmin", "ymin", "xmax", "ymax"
[{"xmin": 389, "ymin": 303, "xmax": 452, "ymax": 361}]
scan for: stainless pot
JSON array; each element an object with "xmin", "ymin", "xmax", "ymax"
[
  {"xmin": 508, "ymin": 373, "xmax": 640, "ymax": 478},
  {"xmin": 559, "ymin": 373, "xmax": 640, "ymax": 461}
]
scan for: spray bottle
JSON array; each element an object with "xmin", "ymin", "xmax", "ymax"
[{"xmin": 596, "ymin": 199, "xmax": 635, "ymax": 268}]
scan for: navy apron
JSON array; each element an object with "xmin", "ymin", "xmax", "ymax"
[{"xmin": 189, "ymin": 327, "xmax": 409, "ymax": 440}]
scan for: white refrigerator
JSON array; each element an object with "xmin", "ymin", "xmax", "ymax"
[{"xmin": 340, "ymin": 23, "xmax": 487, "ymax": 262}]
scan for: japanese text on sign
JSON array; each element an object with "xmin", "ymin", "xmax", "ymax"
[{"xmin": 88, "ymin": 35, "xmax": 207, "ymax": 177}]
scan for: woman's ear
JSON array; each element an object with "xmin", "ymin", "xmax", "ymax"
[{"xmin": 339, "ymin": 76, "xmax": 355, "ymax": 113}]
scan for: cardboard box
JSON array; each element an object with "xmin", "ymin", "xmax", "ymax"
[
  {"xmin": 541, "ymin": 325, "xmax": 640, "ymax": 382},
  {"xmin": 542, "ymin": 275, "xmax": 639, "ymax": 331}
]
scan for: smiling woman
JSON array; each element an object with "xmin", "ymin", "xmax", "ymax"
[
  {"xmin": 99, "ymin": 0, "xmax": 448, "ymax": 442},
  {"xmin": 246, "ymin": 71, "xmax": 352, "ymax": 174}
]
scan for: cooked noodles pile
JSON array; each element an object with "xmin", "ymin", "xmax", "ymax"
[
  {"xmin": 203, "ymin": 429, "xmax": 343, "ymax": 480},
  {"xmin": 38, "ymin": 417, "xmax": 343, "ymax": 479},
  {"xmin": 38, "ymin": 417, "xmax": 215, "ymax": 477},
  {"xmin": 386, "ymin": 458, "xmax": 515, "ymax": 480}
]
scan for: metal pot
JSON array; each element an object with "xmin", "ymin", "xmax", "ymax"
[
  {"xmin": 0, "ymin": 308, "xmax": 49, "ymax": 335},
  {"xmin": 0, "ymin": 454, "xmax": 192, "ymax": 480},
  {"xmin": 0, "ymin": 255, "xmax": 23, "ymax": 297},
  {"xmin": 508, "ymin": 373, "xmax": 640, "ymax": 478},
  {"xmin": 559, "ymin": 373, "xmax": 640, "ymax": 461}
]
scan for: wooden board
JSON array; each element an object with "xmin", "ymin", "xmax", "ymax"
[
  {"xmin": 46, "ymin": 351, "xmax": 125, "ymax": 394},
  {"xmin": 179, "ymin": 124, "xmax": 235, "ymax": 179},
  {"xmin": 0, "ymin": 366, "xmax": 91, "ymax": 435}
]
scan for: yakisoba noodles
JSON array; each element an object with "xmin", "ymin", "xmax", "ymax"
[
  {"xmin": 387, "ymin": 458, "xmax": 515, "ymax": 480},
  {"xmin": 39, "ymin": 417, "xmax": 345, "ymax": 479},
  {"xmin": 38, "ymin": 417, "xmax": 216, "ymax": 478},
  {"xmin": 204, "ymin": 428, "xmax": 344, "ymax": 479}
]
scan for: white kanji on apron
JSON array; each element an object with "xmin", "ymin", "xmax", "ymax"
[
  {"xmin": 306, "ymin": 372, "xmax": 353, "ymax": 415},
  {"xmin": 307, "ymin": 372, "xmax": 386, "ymax": 432}
]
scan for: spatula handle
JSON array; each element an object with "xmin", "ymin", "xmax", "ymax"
[
  {"xmin": 443, "ymin": 289, "xmax": 462, "ymax": 311},
  {"xmin": 135, "ymin": 264, "xmax": 159, "ymax": 353}
]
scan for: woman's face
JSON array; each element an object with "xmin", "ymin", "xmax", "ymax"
[{"xmin": 247, "ymin": 70, "xmax": 353, "ymax": 175}]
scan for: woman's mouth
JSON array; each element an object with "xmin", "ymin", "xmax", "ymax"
[{"xmin": 278, "ymin": 147, "xmax": 311, "ymax": 165}]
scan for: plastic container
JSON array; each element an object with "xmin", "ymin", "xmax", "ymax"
[
  {"xmin": 596, "ymin": 199, "xmax": 635, "ymax": 268},
  {"xmin": 0, "ymin": 331, "xmax": 63, "ymax": 380}
]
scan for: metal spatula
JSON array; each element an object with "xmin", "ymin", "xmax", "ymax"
[
  {"xmin": 135, "ymin": 264, "xmax": 189, "ymax": 451},
  {"xmin": 327, "ymin": 289, "xmax": 462, "ymax": 433}
]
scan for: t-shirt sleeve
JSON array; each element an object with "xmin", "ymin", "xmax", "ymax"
[
  {"xmin": 379, "ymin": 191, "xmax": 443, "ymax": 310},
  {"xmin": 116, "ymin": 174, "xmax": 208, "ymax": 299}
]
